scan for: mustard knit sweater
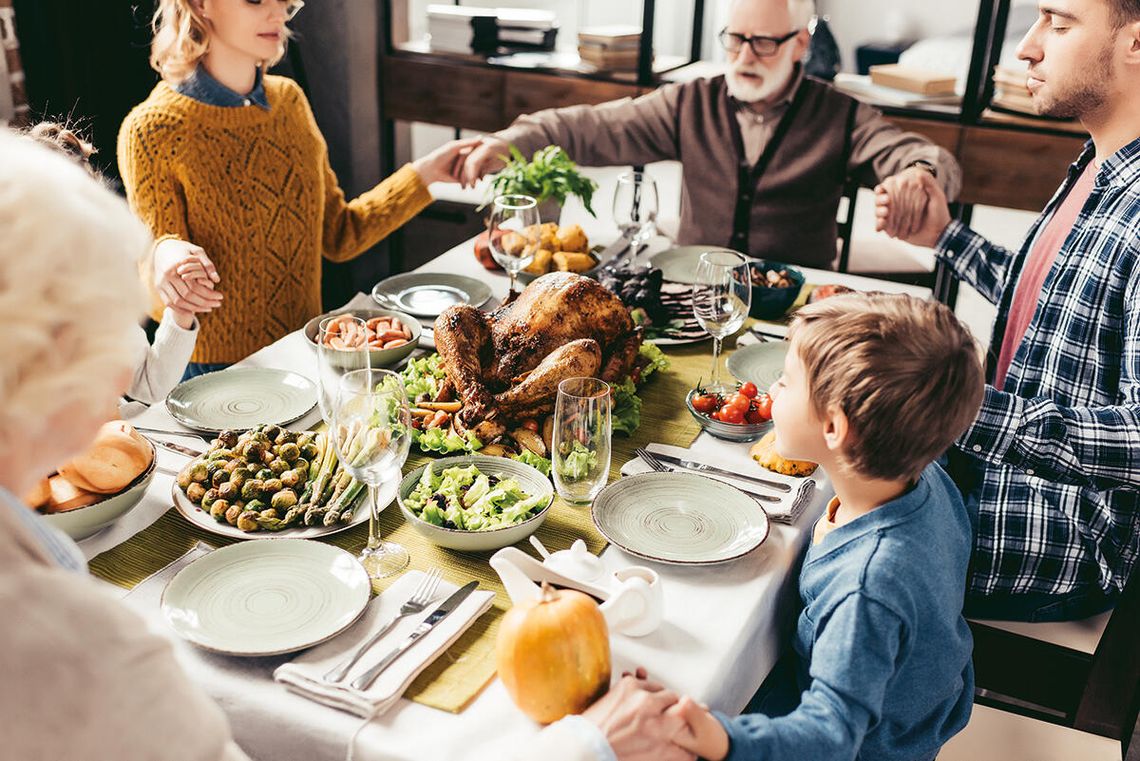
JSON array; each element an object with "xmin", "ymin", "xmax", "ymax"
[{"xmin": 118, "ymin": 76, "xmax": 433, "ymax": 364}]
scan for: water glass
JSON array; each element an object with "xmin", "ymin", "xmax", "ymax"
[
  {"xmin": 488, "ymin": 194, "xmax": 540, "ymax": 295},
  {"xmin": 612, "ymin": 171, "xmax": 658, "ymax": 270},
  {"xmin": 551, "ymin": 377, "xmax": 612, "ymax": 505},
  {"xmin": 331, "ymin": 368, "xmax": 411, "ymax": 579},
  {"xmin": 692, "ymin": 251, "xmax": 752, "ymax": 387},
  {"xmin": 316, "ymin": 315, "xmax": 370, "ymax": 424}
]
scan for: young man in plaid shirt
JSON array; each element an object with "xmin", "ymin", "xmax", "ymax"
[{"xmin": 876, "ymin": 0, "xmax": 1140, "ymax": 621}]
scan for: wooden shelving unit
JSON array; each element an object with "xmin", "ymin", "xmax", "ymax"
[{"xmin": 378, "ymin": 0, "xmax": 1089, "ymax": 299}]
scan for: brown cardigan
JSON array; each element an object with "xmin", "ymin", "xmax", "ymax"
[{"xmin": 496, "ymin": 74, "xmax": 961, "ymax": 270}]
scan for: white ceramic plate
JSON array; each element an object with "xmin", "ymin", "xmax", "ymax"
[
  {"xmin": 726, "ymin": 341, "xmax": 789, "ymax": 391},
  {"xmin": 166, "ymin": 368, "xmax": 318, "ymax": 433},
  {"xmin": 171, "ymin": 477, "xmax": 395, "ymax": 541},
  {"xmin": 371, "ymin": 273, "xmax": 493, "ymax": 318},
  {"xmin": 648, "ymin": 246, "xmax": 743, "ymax": 285},
  {"xmin": 161, "ymin": 539, "xmax": 371, "ymax": 656},
  {"xmin": 592, "ymin": 472, "xmax": 770, "ymax": 565}
]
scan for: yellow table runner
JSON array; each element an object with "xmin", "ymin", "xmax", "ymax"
[{"xmin": 89, "ymin": 341, "xmax": 717, "ymax": 713}]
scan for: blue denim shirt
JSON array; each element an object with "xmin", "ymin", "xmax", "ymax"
[
  {"xmin": 176, "ymin": 64, "xmax": 269, "ymax": 110},
  {"xmin": 0, "ymin": 486, "xmax": 87, "ymax": 574},
  {"xmin": 717, "ymin": 463, "xmax": 975, "ymax": 761}
]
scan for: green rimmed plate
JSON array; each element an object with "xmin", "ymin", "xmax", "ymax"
[
  {"xmin": 592, "ymin": 472, "xmax": 770, "ymax": 565},
  {"xmin": 371, "ymin": 273, "xmax": 493, "ymax": 318},
  {"xmin": 166, "ymin": 368, "xmax": 318, "ymax": 433},
  {"xmin": 160, "ymin": 539, "xmax": 371, "ymax": 656},
  {"xmin": 726, "ymin": 341, "xmax": 789, "ymax": 392},
  {"xmin": 648, "ymin": 245, "xmax": 743, "ymax": 285}
]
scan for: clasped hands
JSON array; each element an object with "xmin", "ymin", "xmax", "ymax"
[
  {"xmin": 873, "ymin": 165, "xmax": 952, "ymax": 248},
  {"xmin": 583, "ymin": 668, "xmax": 730, "ymax": 761}
]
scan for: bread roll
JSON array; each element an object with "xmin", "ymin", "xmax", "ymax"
[
  {"xmin": 749, "ymin": 431, "xmax": 818, "ymax": 477},
  {"xmin": 58, "ymin": 421, "xmax": 153, "ymax": 494}
]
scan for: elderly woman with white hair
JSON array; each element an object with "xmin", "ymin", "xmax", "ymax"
[{"xmin": 0, "ymin": 129, "xmax": 250, "ymax": 760}]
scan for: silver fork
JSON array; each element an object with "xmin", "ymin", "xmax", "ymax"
[
  {"xmin": 322, "ymin": 567, "xmax": 442, "ymax": 683},
  {"xmin": 636, "ymin": 448, "xmax": 781, "ymax": 504}
]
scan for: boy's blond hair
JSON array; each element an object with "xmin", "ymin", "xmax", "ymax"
[
  {"xmin": 150, "ymin": 0, "xmax": 288, "ymax": 84},
  {"xmin": 787, "ymin": 293, "xmax": 984, "ymax": 482}
]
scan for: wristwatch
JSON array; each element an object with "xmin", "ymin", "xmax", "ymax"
[{"xmin": 907, "ymin": 159, "xmax": 938, "ymax": 178}]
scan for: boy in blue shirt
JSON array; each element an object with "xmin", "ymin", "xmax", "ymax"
[{"xmin": 671, "ymin": 293, "xmax": 985, "ymax": 761}]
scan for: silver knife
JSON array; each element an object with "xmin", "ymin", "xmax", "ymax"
[
  {"xmin": 648, "ymin": 451, "xmax": 792, "ymax": 493},
  {"xmin": 350, "ymin": 580, "xmax": 478, "ymax": 690},
  {"xmin": 142, "ymin": 434, "xmax": 205, "ymax": 459}
]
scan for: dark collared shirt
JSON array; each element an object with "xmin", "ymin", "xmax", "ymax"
[{"xmin": 176, "ymin": 65, "xmax": 269, "ymax": 110}]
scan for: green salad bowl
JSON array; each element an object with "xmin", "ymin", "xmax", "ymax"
[{"xmin": 397, "ymin": 454, "xmax": 554, "ymax": 552}]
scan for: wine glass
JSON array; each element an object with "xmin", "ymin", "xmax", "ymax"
[
  {"xmin": 316, "ymin": 315, "xmax": 370, "ymax": 424},
  {"xmin": 488, "ymin": 194, "xmax": 540, "ymax": 296},
  {"xmin": 692, "ymin": 251, "xmax": 751, "ymax": 388},
  {"xmin": 331, "ymin": 368, "xmax": 411, "ymax": 579},
  {"xmin": 551, "ymin": 377, "xmax": 612, "ymax": 505},
  {"xmin": 612, "ymin": 171, "xmax": 658, "ymax": 270}
]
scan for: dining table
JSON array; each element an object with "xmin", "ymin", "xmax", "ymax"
[{"xmin": 79, "ymin": 210, "xmax": 932, "ymax": 761}]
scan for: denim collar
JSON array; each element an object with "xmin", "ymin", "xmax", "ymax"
[{"xmin": 176, "ymin": 64, "xmax": 270, "ymax": 110}]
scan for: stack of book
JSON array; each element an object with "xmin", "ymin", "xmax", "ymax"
[
  {"xmin": 426, "ymin": 5, "xmax": 557, "ymax": 55},
  {"xmin": 577, "ymin": 25, "xmax": 646, "ymax": 72},
  {"xmin": 497, "ymin": 8, "xmax": 558, "ymax": 52},
  {"xmin": 991, "ymin": 65, "xmax": 1036, "ymax": 115},
  {"xmin": 426, "ymin": 5, "xmax": 498, "ymax": 54}
]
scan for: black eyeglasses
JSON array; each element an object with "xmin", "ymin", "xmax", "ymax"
[{"xmin": 718, "ymin": 28, "xmax": 799, "ymax": 57}]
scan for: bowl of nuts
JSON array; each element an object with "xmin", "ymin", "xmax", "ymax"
[{"xmin": 747, "ymin": 260, "xmax": 805, "ymax": 320}]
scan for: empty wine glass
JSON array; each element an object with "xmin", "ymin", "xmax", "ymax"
[
  {"xmin": 316, "ymin": 315, "xmax": 370, "ymax": 424},
  {"xmin": 331, "ymin": 368, "xmax": 411, "ymax": 579},
  {"xmin": 551, "ymin": 377, "xmax": 612, "ymax": 505},
  {"xmin": 612, "ymin": 171, "xmax": 658, "ymax": 270},
  {"xmin": 692, "ymin": 251, "xmax": 751, "ymax": 388},
  {"xmin": 489, "ymin": 194, "xmax": 540, "ymax": 296}
]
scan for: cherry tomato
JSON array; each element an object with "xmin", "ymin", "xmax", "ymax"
[
  {"xmin": 710, "ymin": 410, "xmax": 722, "ymax": 421},
  {"xmin": 739, "ymin": 381, "xmax": 758, "ymax": 399},
  {"xmin": 720, "ymin": 404, "xmax": 746, "ymax": 424},
  {"xmin": 753, "ymin": 393, "xmax": 773, "ymax": 421},
  {"xmin": 521, "ymin": 418, "xmax": 540, "ymax": 432},
  {"xmin": 692, "ymin": 394, "xmax": 719, "ymax": 414},
  {"xmin": 745, "ymin": 406, "xmax": 765, "ymax": 425},
  {"xmin": 727, "ymin": 393, "xmax": 751, "ymax": 412}
]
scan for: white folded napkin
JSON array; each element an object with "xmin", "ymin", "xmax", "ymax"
[
  {"xmin": 620, "ymin": 442, "xmax": 819, "ymax": 524},
  {"xmin": 274, "ymin": 571, "xmax": 494, "ymax": 718}
]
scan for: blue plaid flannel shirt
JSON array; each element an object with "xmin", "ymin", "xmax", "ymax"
[{"xmin": 936, "ymin": 136, "xmax": 1140, "ymax": 599}]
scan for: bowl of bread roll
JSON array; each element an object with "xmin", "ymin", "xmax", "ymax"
[{"xmin": 28, "ymin": 421, "xmax": 156, "ymax": 540}]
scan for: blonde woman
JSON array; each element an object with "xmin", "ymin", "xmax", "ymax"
[
  {"xmin": 0, "ymin": 130, "xmax": 250, "ymax": 759},
  {"xmin": 120, "ymin": 0, "xmax": 477, "ymax": 377}
]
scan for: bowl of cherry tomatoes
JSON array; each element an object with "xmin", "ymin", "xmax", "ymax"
[{"xmin": 685, "ymin": 381, "xmax": 773, "ymax": 442}]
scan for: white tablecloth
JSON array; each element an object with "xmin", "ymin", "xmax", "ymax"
[{"xmin": 80, "ymin": 221, "xmax": 930, "ymax": 761}]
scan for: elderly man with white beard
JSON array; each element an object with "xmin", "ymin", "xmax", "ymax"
[{"xmin": 459, "ymin": 0, "xmax": 960, "ymax": 270}]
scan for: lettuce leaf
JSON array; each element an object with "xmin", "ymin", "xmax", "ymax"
[
  {"xmin": 411, "ymin": 426, "xmax": 482, "ymax": 454},
  {"xmin": 638, "ymin": 342, "xmax": 669, "ymax": 380},
  {"xmin": 511, "ymin": 449, "xmax": 552, "ymax": 476},
  {"xmin": 611, "ymin": 377, "xmax": 642, "ymax": 436}
]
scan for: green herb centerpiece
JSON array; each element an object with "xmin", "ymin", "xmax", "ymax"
[{"xmin": 486, "ymin": 145, "xmax": 599, "ymax": 221}]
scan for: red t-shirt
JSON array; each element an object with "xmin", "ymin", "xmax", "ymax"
[{"xmin": 994, "ymin": 164, "xmax": 1096, "ymax": 389}]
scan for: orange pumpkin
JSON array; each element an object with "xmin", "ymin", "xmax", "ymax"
[{"xmin": 496, "ymin": 582, "xmax": 611, "ymax": 724}]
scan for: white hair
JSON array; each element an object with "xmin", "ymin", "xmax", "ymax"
[
  {"xmin": 788, "ymin": 0, "xmax": 815, "ymax": 28},
  {"xmin": 727, "ymin": 0, "xmax": 816, "ymax": 29},
  {"xmin": 0, "ymin": 129, "xmax": 149, "ymax": 437}
]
